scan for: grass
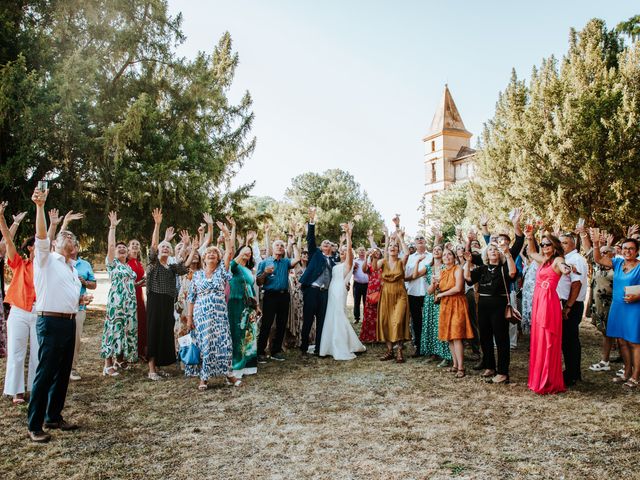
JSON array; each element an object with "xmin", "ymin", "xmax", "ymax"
[{"xmin": 1, "ymin": 308, "xmax": 638, "ymax": 479}]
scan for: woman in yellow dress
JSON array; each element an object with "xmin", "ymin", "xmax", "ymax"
[{"xmin": 376, "ymin": 224, "xmax": 411, "ymax": 363}]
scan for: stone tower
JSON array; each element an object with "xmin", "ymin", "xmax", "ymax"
[{"xmin": 422, "ymin": 85, "xmax": 476, "ymax": 224}]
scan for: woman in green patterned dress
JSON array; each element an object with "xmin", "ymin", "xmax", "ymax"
[
  {"xmin": 410, "ymin": 245, "xmax": 452, "ymax": 365},
  {"xmin": 228, "ymin": 246, "xmax": 260, "ymax": 378},
  {"xmin": 101, "ymin": 212, "xmax": 137, "ymax": 376}
]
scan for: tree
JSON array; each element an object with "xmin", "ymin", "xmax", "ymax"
[
  {"xmin": 0, "ymin": 1, "xmax": 255, "ymax": 251},
  {"xmin": 421, "ymin": 183, "xmax": 471, "ymax": 241},
  {"xmin": 284, "ymin": 169, "xmax": 384, "ymax": 246},
  {"xmin": 470, "ymin": 18, "xmax": 640, "ymax": 235}
]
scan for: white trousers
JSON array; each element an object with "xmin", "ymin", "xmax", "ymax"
[
  {"xmin": 73, "ymin": 310, "xmax": 86, "ymax": 369},
  {"xmin": 3, "ymin": 306, "xmax": 38, "ymax": 396}
]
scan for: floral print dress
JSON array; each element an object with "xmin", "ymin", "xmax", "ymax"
[
  {"xmin": 521, "ymin": 260, "xmax": 538, "ymax": 334},
  {"xmin": 360, "ymin": 265, "xmax": 381, "ymax": 343},
  {"xmin": 185, "ymin": 266, "xmax": 233, "ymax": 380},
  {"xmin": 586, "ymin": 250, "xmax": 613, "ymax": 334},
  {"xmin": 420, "ymin": 264, "xmax": 451, "ymax": 360},
  {"xmin": 101, "ymin": 259, "xmax": 138, "ymax": 361}
]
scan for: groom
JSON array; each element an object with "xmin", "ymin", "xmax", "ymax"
[{"xmin": 300, "ymin": 207, "xmax": 336, "ymax": 356}]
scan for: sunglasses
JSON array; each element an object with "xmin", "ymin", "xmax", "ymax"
[
  {"xmin": 540, "ymin": 242, "xmax": 553, "ymax": 247},
  {"xmin": 414, "ymin": 236, "xmax": 425, "ymax": 240}
]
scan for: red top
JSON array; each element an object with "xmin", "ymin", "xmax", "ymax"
[{"xmin": 5, "ymin": 255, "xmax": 36, "ymax": 311}]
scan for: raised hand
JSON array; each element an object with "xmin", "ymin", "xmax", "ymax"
[
  {"xmin": 0, "ymin": 201, "xmax": 7, "ymax": 217},
  {"xmin": 12, "ymin": 211, "xmax": 27, "ymax": 224},
  {"xmin": 180, "ymin": 230, "xmax": 191, "ymax": 246},
  {"xmin": 308, "ymin": 207, "xmax": 317, "ymax": 223},
  {"xmin": 627, "ymin": 224, "xmax": 639, "ymax": 238},
  {"xmin": 152, "ymin": 208, "xmax": 163, "ymax": 225},
  {"xmin": 191, "ymin": 236, "xmax": 200, "ymax": 251},
  {"xmin": 511, "ymin": 207, "xmax": 522, "ymax": 225},
  {"xmin": 246, "ymin": 230, "xmax": 257, "ymax": 243},
  {"xmin": 226, "ymin": 216, "xmax": 236, "ymax": 228},
  {"xmin": 479, "ymin": 214, "xmax": 488, "ymax": 226},
  {"xmin": 198, "ymin": 223, "xmax": 206, "ymax": 236},
  {"xmin": 32, "ymin": 187, "xmax": 48, "ymax": 206},
  {"xmin": 392, "ymin": 214, "xmax": 401, "ymax": 229},
  {"xmin": 264, "ymin": 223, "xmax": 271, "ymax": 233},
  {"xmin": 216, "ymin": 221, "xmax": 230, "ymax": 237},
  {"xmin": 398, "ymin": 227, "xmax": 406, "ymax": 239},
  {"xmin": 605, "ymin": 232, "xmax": 615, "ymax": 246},
  {"xmin": 63, "ymin": 210, "xmax": 84, "ymax": 224},
  {"xmin": 589, "ymin": 227, "xmax": 600, "ymax": 244},
  {"xmin": 467, "ymin": 230, "xmax": 477, "ymax": 242},
  {"xmin": 48, "ymin": 208, "xmax": 60, "ymax": 225},
  {"xmin": 108, "ymin": 211, "xmax": 121, "ymax": 227},
  {"xmin": 237, "ymin": 234, "xmax": 245, "ymax": 246},
  {"xmin": 164, "ymin": 226, "xmax": 176, "ymax": 242},
  {"xmin": 382, "ymin": 225, "xmax": 389, "ymax": 237},
  {"xmin": 203, "ymin": 212, "xmax": 213, "ymax": 225},
  {"xmin": 524, "ymin": 223, "xmax": 534, "ymax": 239}
]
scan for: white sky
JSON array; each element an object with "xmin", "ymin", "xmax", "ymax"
[{"xmin": 167, "ymin": 0, "xmax": 637, "ymax": 232}]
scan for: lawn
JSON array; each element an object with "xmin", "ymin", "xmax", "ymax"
[{"xmin": 0, "ymin": 308, "xmax": 638, "ymax": 479}]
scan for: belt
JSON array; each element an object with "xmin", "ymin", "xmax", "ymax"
[
  {"xmin": 479, "ymin": 293, "xmax": 507, "ymax": 297},
  {"xmin": 311, "ymin": 285, "xmax": 328, "ymax": 291},
  {"xmin": 38, "ymin": 311, "xmax": 76, "ymax": 319},
  {"xmin": 264, "ymin": 290, "xmax": 288, "ymax": 294}
]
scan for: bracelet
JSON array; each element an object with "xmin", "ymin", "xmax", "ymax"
[{"xmin": 481, "ymin": 223, "xmax": 487, "ymax": 227}]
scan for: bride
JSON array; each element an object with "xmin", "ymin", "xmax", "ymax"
[{"xmin": 319, "ymin": 222, "xmax": 367, "ymax": 360}]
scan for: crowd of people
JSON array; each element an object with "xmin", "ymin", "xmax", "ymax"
[{"xmin": 1, "ymin": 187, "xmax": 639, "ymax": 443}]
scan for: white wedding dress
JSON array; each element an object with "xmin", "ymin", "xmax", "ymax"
[{"xmin": 319, "ymin": 263, "xmax": 366, "ymax": 360}]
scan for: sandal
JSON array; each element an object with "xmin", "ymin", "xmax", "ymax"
[
  {"xmin": 380, "ymin": 350, "xmax": 394, "ymax": 361},
  {"xmin": 623, "ymin": 378, "xmax": 639, "ymax": 389},
  {"xmin": 588, "ymin": 360, "xmax": 611, "ymax": 372},
  {"xmin": 114, "ymin": 360, "xmax": 131, "ymax": 371},
  {"xmin": 455, "ymin": 368, "xmax": 466, "ymax": 378},
  {"xmin": 481, "ymin": 369, "xmax": 496, "ymax": 378},
  {"xmin": 489, "ymin": 374, "xmax": 509, "ymax": 384},
  {"xmin": 225, "ymin": 376, "xmax": 242, "ymax": 387},
  {"xmin": 103, "ymin": 366, "xmax": 119, "ymax": 377},
  {"xmin": 396, "ymin": 348, "xmax": 405, "ymax": 364},
  {"xmin": 448, "ymin": 366, "xmax": 458, "ymax": 373},
  {"xmin": 12, "ymin": 395, "xmax": 25, "ymax": 405},
  {"xmin": 198, "ymin": 383, "xmax": 208, "ymax": 391},
  {"xmin": 148, "ymin": 372, "xmax": 162, "ymax": 381}
]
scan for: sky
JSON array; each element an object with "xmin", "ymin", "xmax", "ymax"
[{"xmin": 167, "ymin": 0, "xmax": 637, "ymax": 233}]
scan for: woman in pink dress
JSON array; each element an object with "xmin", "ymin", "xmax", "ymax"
[
  {"xmin": 128, "ymin": 240, "xmax": 148, "ymax": 361},
  {"xmin": 525, "ymin": 228, "xmax": 572, "ymax": 394}
]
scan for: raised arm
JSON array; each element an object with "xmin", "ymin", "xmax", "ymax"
[
  {"xmin": 306, "ymin": 207, "xmax": 317, "ymax": 254},
  {"xmin": 502, "ymin": 244, "xmax": 516, "ymax": 278},
  {"xmin": 590, "ymin": 228, "xmax": 613, "ymax": 268},
  {"xmin": 151, "ymin": 208, "xmax": 162, "ymax": 250},
  {"xmin": 47, "ymin": 208, "xmax": 61, "ymax": 243},
  {"xmin": 378, "ymin": 225, "xmax": 389, "ymax": 270},
  {"xmin": 33, "ymin": 189, "xmax": 48, "ymax": 240},
  {"xmin": 342, "ymin": 223, "xmax": 354, "ymax": 280},
  {"xmin": 106, "ymin": 211, "xmax": 120, "ymax": 264},
  {"xmin": 525, "ymin": 226, "xmax": 546, "ymax": 265},
  {"xmin": 217, "ymin": 221, "xmax": 234, "ymax": 270},
  {"xmin": 0, "ymin": 203, "xmax": 18, "ymax": 261},
  {"xmin": 367, "ymin": 229, "xmax": 378, "ymax": 249},
  {"xmin": 411, "ymin": 254, "xmax": 428, "ymax": 280},
  {"xmin": 479, "ymin": 214, "xmax": 490, "ymax": 242},
  {"xmin": 397, "ymin": 228, "xmax": 410, "ymax": 265},
  {"xmin": 61, "ymin": 210, "xmax": 83, "ymax": 233},
  {"xmin": 463, "ymin": 251, "xmax": 473, "ymax": 283},
  {"xmin": 510, "ymin": 208, "xmax": 524, "ymax": 257}
]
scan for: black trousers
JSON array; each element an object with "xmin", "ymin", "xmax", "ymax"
[
  {"xmin": 301, "ymin": 286, "xmax": 329, "ymax": 354},
  {"xmin": 28, "ymin": 315, "xmax": 76, "ymax": 432},
  {"xmin": 258, "ymin": 291, "xmax": 290, "ymax": 356},
  {"xmin": 477, "ymin": 296, "xmax": 510, "ymax": 376},
  {"xmin": 408, "ymin": 295, "xmax": 425, "ymax": 354},
  {"xmin": 466, "ymin": 289, "xmax": 480, "ymax": 351},
  {"xmin": 353, "ymin": 282, "xmax": 368, "ymax": 321},
  {"xmin": 562, "ymin": 300, "xmax": 584, "ymax": 383}
]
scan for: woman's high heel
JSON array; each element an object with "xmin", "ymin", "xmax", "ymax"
[{"xmin": 103, "ymin": 366, "xmax": 119, "ymax": 377}]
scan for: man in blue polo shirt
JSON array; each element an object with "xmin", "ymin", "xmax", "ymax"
[
  {"xmin": 70, "ymin": 240, "xmax": 96, "ymax": 381},
  {"xmin": 256, "ymin": 239, "xmax": 300, "ymax": 362}
]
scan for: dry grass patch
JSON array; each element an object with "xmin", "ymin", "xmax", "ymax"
[{"xmin": 1, "ymin": 308, "xmax": 638, "ymax": 479}]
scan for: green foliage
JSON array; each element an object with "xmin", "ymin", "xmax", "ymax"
[
  {"xmin": 284, "ymin": 169, "xmax": 384, "ymax": 247},
  {"xmin": 471, "ymin": 18, "xmax": 640, "ymax": 235},
  {"xmin": 422, "ymin": 183, "xmax": 471, "ymax": 241},
  {"xmin": 0, "ymin": 1, "xmax": 254, "ymax": 251}
]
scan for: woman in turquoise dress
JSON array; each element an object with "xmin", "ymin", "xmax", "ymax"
[
  {"xmin": 229, "ymin": 246, "xmax": 260, "ymax": 378},
  {"xmin": 409, "ymin": 246, "xmax": 452, "ymax": 365},
  {"xmin": 102, "ymin": 212, "xmax": 138, "ymax": 376}
]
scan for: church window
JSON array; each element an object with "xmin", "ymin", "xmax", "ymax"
[
  {"xmin": 431, "ymin": 162, "xmax": 436, "ymax": 183},
  {"xmin": 431, "ymin": 140, "xmax": 435, "ymax": 152}
]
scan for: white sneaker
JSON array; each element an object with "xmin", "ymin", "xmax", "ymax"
[
  {"xmin": 589, "ymin": 360, "xmax": 611, "ymax": 372},
  {"xmin": 69, "ymin": 370, "xmax": 82, "ymax": 381},
  {"xmin": 616, "ymin": 368, "xmax": 625, "ymax": 378},
  {"xmin": 148, "ymin": 372, "xmax": 162, "ymax": 381}
]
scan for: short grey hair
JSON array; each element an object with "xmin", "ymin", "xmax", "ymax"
[{"xmin": 56, "ymin": 230, "xmax": 76, "ymax": 244}]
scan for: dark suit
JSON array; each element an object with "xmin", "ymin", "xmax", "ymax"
[{"xmin": 300, "ymin": 223, "xmax": 335, "ymax": 354}]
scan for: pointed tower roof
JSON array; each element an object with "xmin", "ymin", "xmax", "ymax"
[{"xmin": 423, "ymin": 84, "xmax": 472, "ymax": 141}]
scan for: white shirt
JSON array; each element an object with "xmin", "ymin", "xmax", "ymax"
[
  {"xmin": 404, "ymin": 251, "xmax": 433, "ymax": 296},
  {"xmin": 556, "ymin": 249, "xmax": 588, "ymax": 302},
  {"xmin": 34, "ymin": 238, "xmax": 82, "ymax": 314}
]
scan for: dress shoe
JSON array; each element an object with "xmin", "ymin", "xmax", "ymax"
[
  {"xmin": 28, "ymin": 430, "xmax": 51, "ymax": 443},
  {"xmin": 44, "ymin": 419, "xmax": 79, "ymax": 431}
]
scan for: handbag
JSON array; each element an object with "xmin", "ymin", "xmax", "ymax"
[
  {"xmin": 366, "ymin": 290, "xmax": 381, "ymax": 304},
  {"xmin": 501, "ymin": 266, "xmax": 522, "ymax": 325},
  {"xmin": 177, "ymin": 334, "xmax": 201, "ymax": 366}
]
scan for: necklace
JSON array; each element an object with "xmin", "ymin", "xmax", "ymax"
[{"xmin": 623, "ymin": 261, "xmax": 639, "ymax": 273}]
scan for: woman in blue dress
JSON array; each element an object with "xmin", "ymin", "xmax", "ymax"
[
  {"xmin": 186, "ymin": 220, "xmax": 240, "ymax": 390},
  {"xmin": 592, "ymin": 232, "xmax": 640, "ymax": 388}
]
